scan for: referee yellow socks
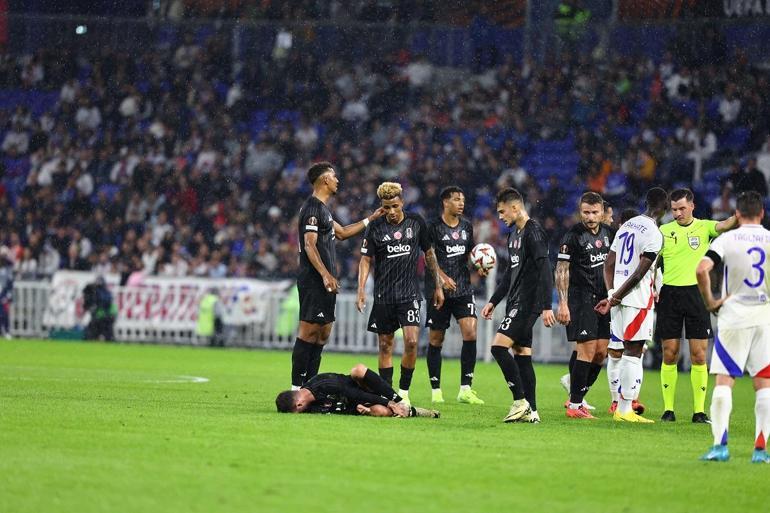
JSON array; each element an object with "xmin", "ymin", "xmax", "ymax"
[
  {"xmin": 660, "ymin": 363, "xmax": 678, "ymax": 412},
  {"xmin": 691, "ymin": 364, "xmax": 709, "ymax": 414}
]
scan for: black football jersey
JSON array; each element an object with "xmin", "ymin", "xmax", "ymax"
[
  {"xmin": 297, "ymin": 196, "xmax": 336, "ymax": 289},
  {"xmin": 490, "ymin": 219, "xmax": 553, "ymax": 312},
  {"xmin": 361, "ymin": 213, "xmax": 431, "ymax": 304},
  {"xmin": 425, "ymin": 217, "xmax": 474, "ymax": 299},
  {"xmin": 557, "ymin": 223, "xmax": 615, "ymax": 297}
]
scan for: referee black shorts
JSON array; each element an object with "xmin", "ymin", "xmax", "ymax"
[
  {"xmin": 426, "ymin": 294, "xmax": 477, "ymax": 330},
  {"xmin": 367, "ymin": 300, "xmax": 422, "ymax": 334},
  {"xmin": 496, "ymin": 305, "xmax": 540, "ymax": 348},
  {"xmin": 298, "ymin": 286, "xmax": 336, "ymax": 324},
  {"xmin": 655, "ymin": 284, "xmax": 713, "ymax": 340},
  {"xmin": 566, "ymin": 292, "xmax": 610, "ymax": 342}
]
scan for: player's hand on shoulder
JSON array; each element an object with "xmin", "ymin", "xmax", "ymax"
[
  {"xmin": 594, "ymin": 298, "xmax": 610, "ymax": 316},
  {"xmin": 542, "ymin": 309, "xmax": 556, "ymax": 328},
  {"xmin": 556, "ymin": 302, "xmax": 570, "ymax": 325},
  {"xmin": 481, "ymin": 303, "xmax": 494, "ymax": 320}
]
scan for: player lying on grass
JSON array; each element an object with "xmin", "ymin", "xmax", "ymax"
[{"xmin": 275, "ymin": 363, "xmax": 440, "ymax": 418}]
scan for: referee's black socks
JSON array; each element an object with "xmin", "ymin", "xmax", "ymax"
[
  {"xmin": 491, "ymin": 345, "xmax": 525, "ymax": 400},
  {"xmin": 291, "ymin": 338, "xmax": 314, "ymax": 387}
]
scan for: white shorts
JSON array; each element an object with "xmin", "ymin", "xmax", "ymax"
[
  {"xmin": 711, "ymin": 326, "xmax": 770, "ymax": 378},
  {"xmin": 610, "ymin": 305, "xmax": 655, "ymax": 344}
]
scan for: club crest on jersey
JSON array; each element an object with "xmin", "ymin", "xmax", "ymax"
[
  {"xmin": 688, "ymin": 236, "xmax": 700, "ymax": 249},
  {"xmin": 461, "ymin": 230, "xmax": 467, "ymax": 240},
  {"xmin": 452, "ymin": 231, "xmax": 459, "ymax": 240},
  {"xmin": 406, "ymin": 227, "xmax": 413, "ymax": 239},
  {"xmin": 394, "ymin": 231, "xmax": 402, "ymax": 240},
  {"xmin": 595, "ymin": 239, "xmax": 603, "ymax": 248}
]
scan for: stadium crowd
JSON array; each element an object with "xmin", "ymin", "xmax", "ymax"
[{"xmin": 1, "ymin": 24, "xmax": 770, "ymax": 288}]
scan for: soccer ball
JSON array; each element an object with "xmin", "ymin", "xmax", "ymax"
[{"xmin": 470, "ymin": 243, "xmax": 496, "ymax": 271}]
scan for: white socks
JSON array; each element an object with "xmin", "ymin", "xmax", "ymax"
[
  {"xmin": 617, "ymin": 355, "xmax": 642, "ymax": 415},
  {"xmin": 710, "ymin": 385, "xmax": 733, "ymax": 446},
  {"xmin": 755, "ymin": 388, "xmax": 770, "ymax": 451},
  {"xmin": 607, "ymin": 356, "xmax": 621, "ymax": 402}
]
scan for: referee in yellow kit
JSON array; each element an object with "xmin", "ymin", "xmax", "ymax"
[{"xmin": 657, "ymin": 188, "xmax": 736, "ymax": 423}]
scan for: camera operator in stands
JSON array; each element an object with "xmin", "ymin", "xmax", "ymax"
[{"xmin": 83, "ymin": 276, "xmax": 115, "ymax": 341}]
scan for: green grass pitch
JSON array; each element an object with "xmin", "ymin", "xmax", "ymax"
[{"xmin": 0, "ymin": 339, "xmax": 766, "ymax": 513}]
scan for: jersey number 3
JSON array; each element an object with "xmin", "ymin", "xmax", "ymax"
[{"xmin": 744, "ymin": 247, "xmax": 766, "ymax": 288}]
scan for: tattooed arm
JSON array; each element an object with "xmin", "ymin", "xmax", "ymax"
[{"xmin": 555, "ymin": 261, "xmax": 570, "ymax": 326}]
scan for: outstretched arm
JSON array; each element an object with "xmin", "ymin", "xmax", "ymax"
[
  {"xmin": 334, "ymin": 208, "xmax": 385, "ymax": 240},
  {"xmin": 715, "ymin": 215, "xmax": 737, "ymax": 234}
]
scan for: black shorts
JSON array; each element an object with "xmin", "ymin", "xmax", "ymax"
[
  {"xmin": 655, "ymin": 285, "xmax": 712, "ymax": 340},
  {"xmin": 566, "ymin": 292, "xmax": 611, "ymax": 342},
  {"xmin": 496, "ymin": 306, "xmax": 540, "ymax": 348},
  {"xmin": 367, "ymin": 300, "xmax": 422, "ymax": 334},
  {"xmin": 298, "ymin": 286, "xmax": 336, "ymax": 324},
  {"xmin": 426, "ymin": 295, "xmax": 477, "ymax": 330}
]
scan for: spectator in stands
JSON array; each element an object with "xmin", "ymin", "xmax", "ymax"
[
  {"xmin": 735, "ymin": 157, "xmax": 768, "ymax": 197},
  {"xmin": 711, "ymin": 183, "xmax": 737, "ymax": 221}
]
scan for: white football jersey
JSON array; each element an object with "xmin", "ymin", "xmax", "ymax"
[
  {"xmin": 610, "ymin": 215, "xmax": 663, "ymax": 309},
  {"xmin": 707, "ymin": 224, "xmax": 770, "ymax": 329}
]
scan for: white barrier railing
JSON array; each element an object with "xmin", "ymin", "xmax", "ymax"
[{"xmin": 10, "ymin": 280, "xmax": 573, "ymax": 362}]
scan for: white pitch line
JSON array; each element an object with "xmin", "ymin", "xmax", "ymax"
[{"xmin": 144, "ymin": 375, "xmax": 210, "ymax": 384}]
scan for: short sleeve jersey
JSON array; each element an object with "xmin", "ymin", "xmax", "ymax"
[
  {"xmin": 425, "ymin": 217, "xmax": 474, "ymax": 299},
  {"xmin": 706, "ymin": 225, "xmax": 770, "ymax": 329},
  {"xmin": 297, "ymin": 196, "xmax": 336, "ymax": 290},
  {"xmin": 557, "ymin": 223, "xmax": 615, "ymax": 297},
  {"xmin": 361, "ymin": 213, "xmax": 431, "ymax": 304},
  {"xmin": 610, "ymin": 215, "xmax": 663, "ymax": 309},
  {"xmin": 659, "ymin": 218, "xmax": 719, "ymax": 286}
]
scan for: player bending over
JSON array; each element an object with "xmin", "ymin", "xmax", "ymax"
[{"xmin": 276, "ymin": 363, "xmax": 439, "ymax": 418}]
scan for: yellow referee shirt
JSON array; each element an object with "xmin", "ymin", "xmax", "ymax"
[{"xmin": 659, "ymin": 218, "xmax": 719, "ymax": 286}]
